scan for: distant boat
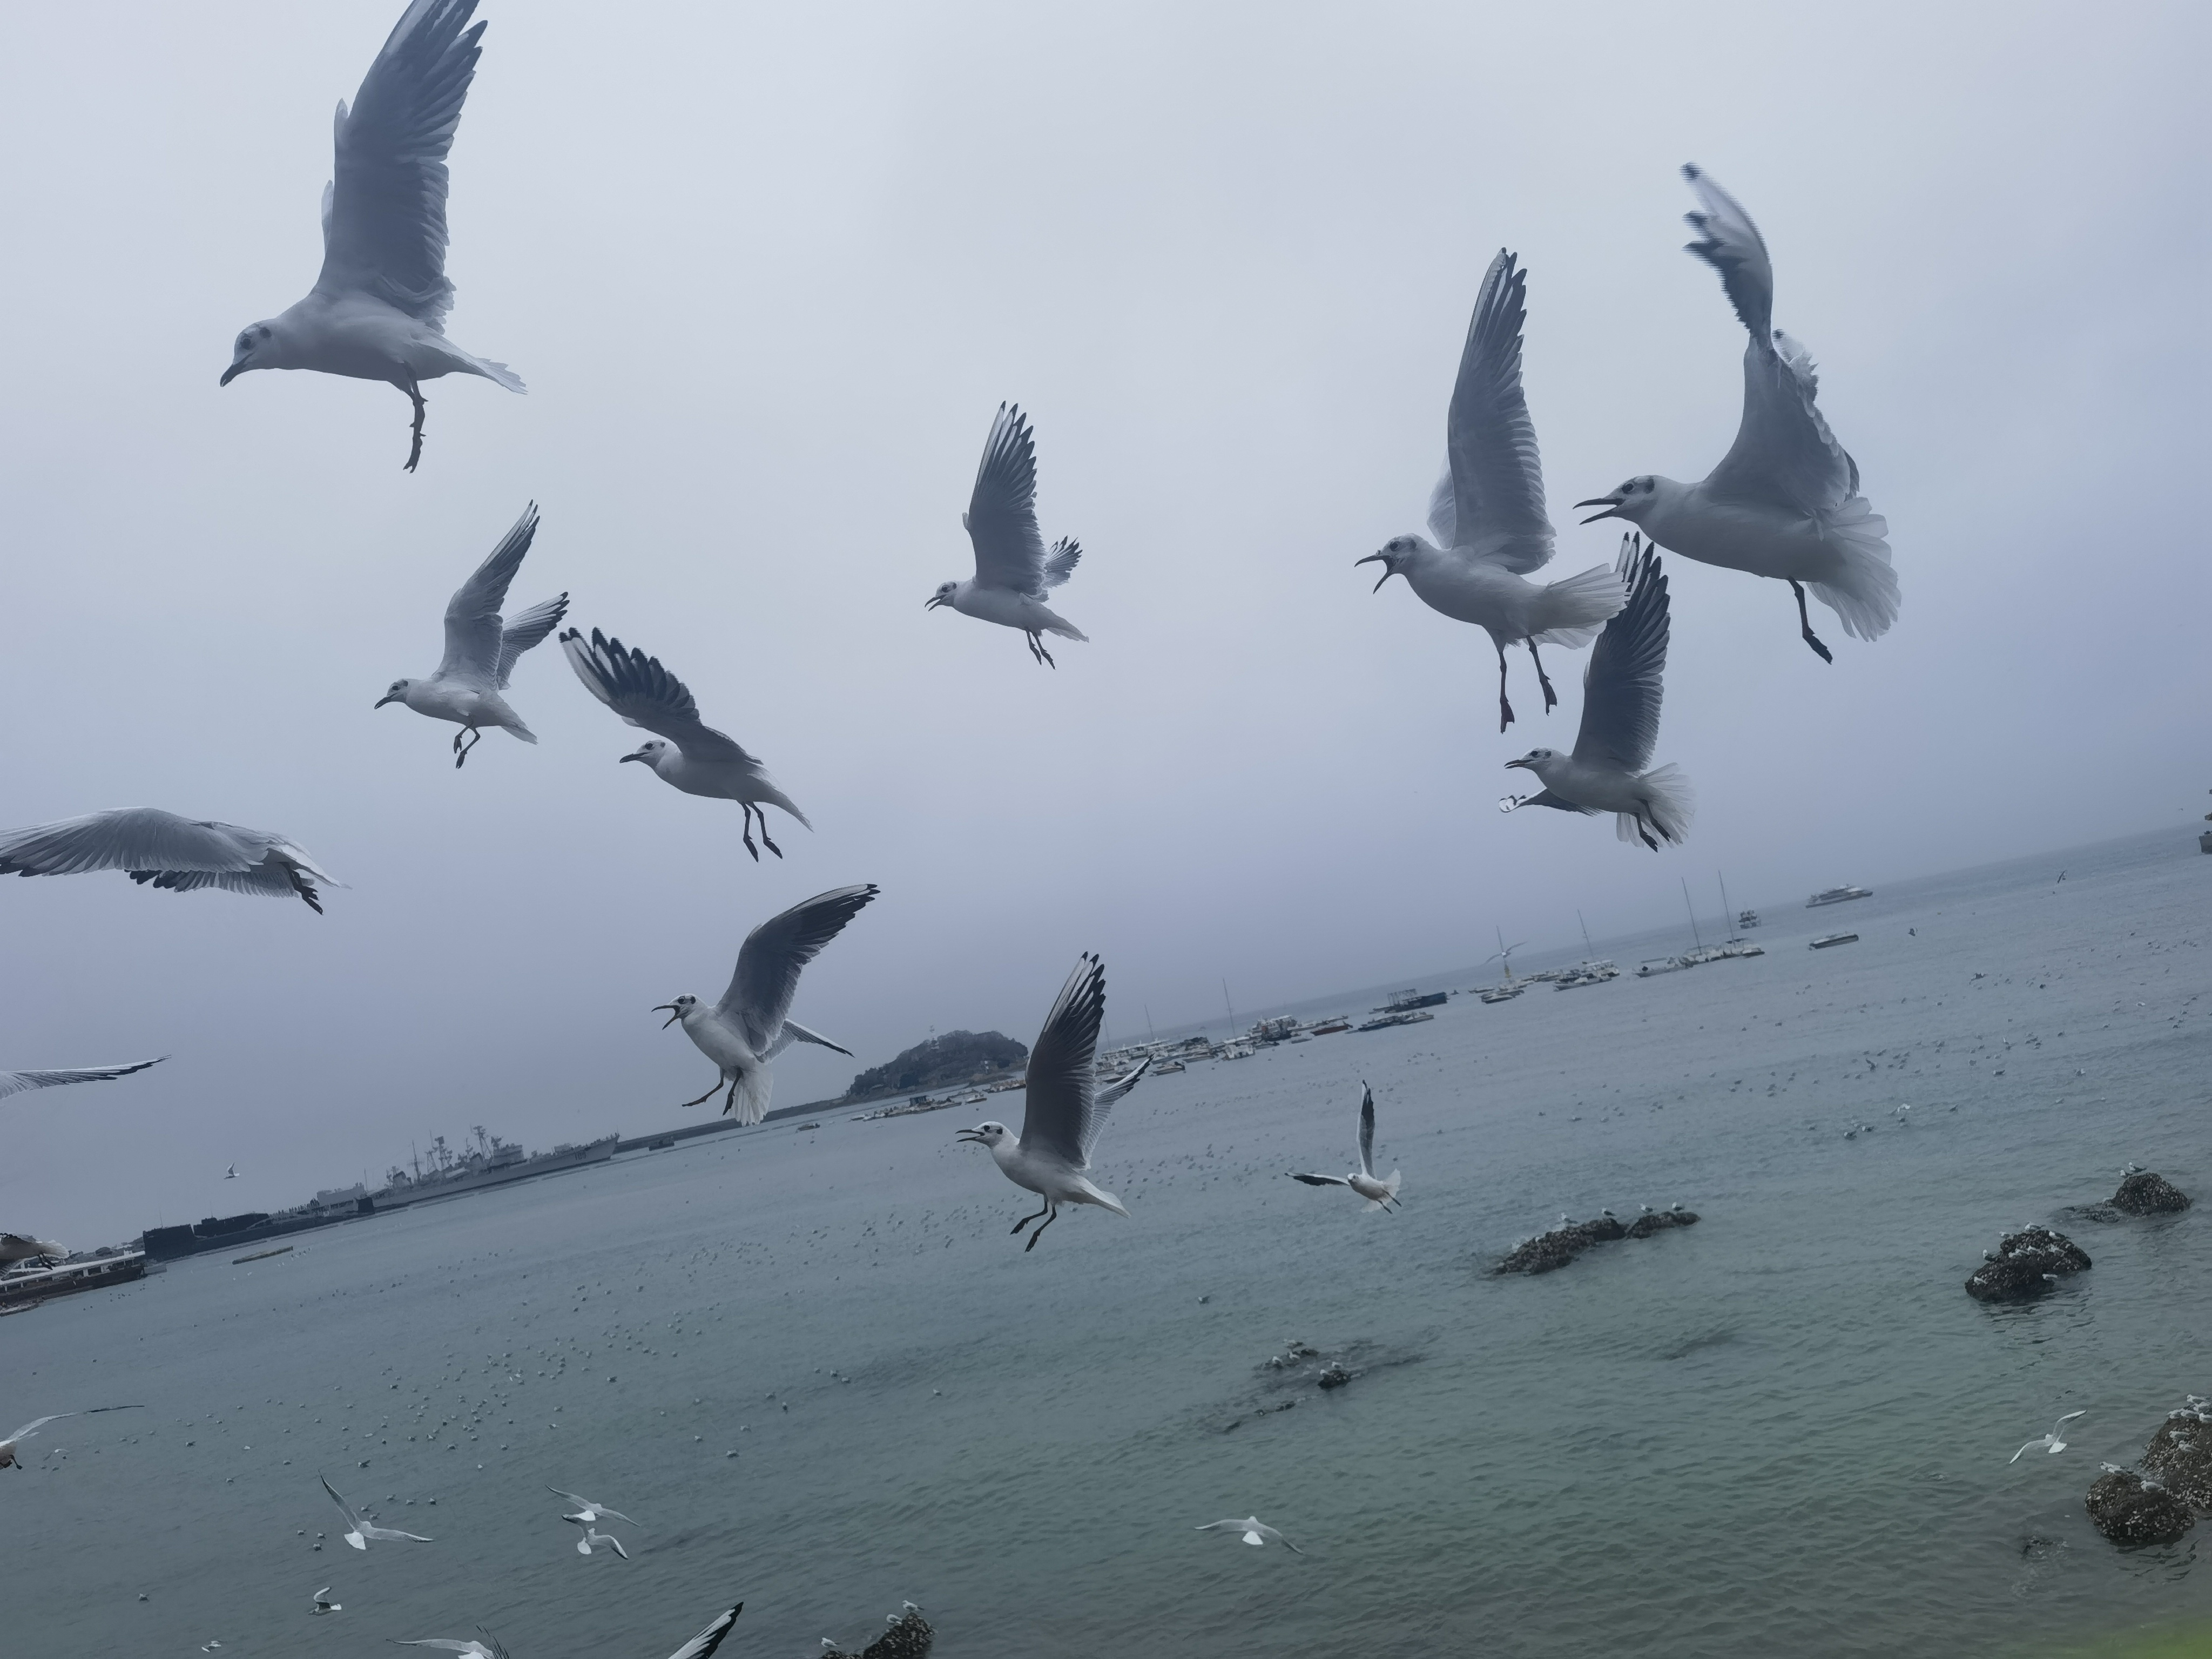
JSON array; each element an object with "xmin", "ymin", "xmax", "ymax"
[
  {"xmin": 1552, "ymin": 960, "xmax": 1618, "ymax": 989},
  {"xmin": 1807, "ymin": 885, "xmax": 1872, "ymax": 908},
  {"xmin": 1152, "ymin": 1058, "xmax": 1187, "ymax": 1074},
  {"xmin": 1356, "ymin": 1010, "xmax": 1435, "ymax": 1031},
  {"xmin": 1809, "ymin": 932, "xmax": 1860, "ymax": 949},
  {"xmin": 1478, "ymin": 983, "xmax": 1525, "ymax": 1004},
  {"xmin": 1636, "ymin": 957, "xmax": 1690, "ymax": 977},
  {"xmin": 1305, "ymin": 1019, "xmax": 1351, "ymax": 1037},
  {"xmin": 1375, "ymin": 989, "xmax": 1446, "ymax": 1014},
  {"xmin": 1737, "ymin": 909, "xmax": 1761, "ymax": 929}
]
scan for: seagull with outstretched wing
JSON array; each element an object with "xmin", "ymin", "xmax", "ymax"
[
  {"xmin": 653, "ymin": 886, "xmax": 879, "ymax": 1124},
  {"xmin": 926, "ymin": 404, "xmax": 1089, "ymax": 666},
  {"xmin": 0, "ymin": 810, "xmax": 340, "ymax": 912},
  {"xmin": 321, "ymin": 1474, "xmax": 432, "ymax": 1547},
  {"xmin": 1289, "ymin": 1083, "xmax": 1402, "ymax": 1210},
  {"xmin": 1504, "ymin": 536, "xmax": 1693, "ymax": 851},
  {"xmin": 957, "ymin": 956, "xmax": 1149, "ymax": 1251},
  {"xmin": 2011, "ymin": 1410, "xmax": 2087, "ymax": 1463},
  {"xmin": 0, "ymin": 1057, "xmax": 165, "ymax": 1104},
  {"xmin": 220, "ymin": 0, "xmax": 524, "ymax": 470},
  {"xmin": 1576, "ymin": 166, "xmax": 1896, "ymax": 660},
  {"xmin": 562, "ymin": 628, "xmax": 810, "ymax": 861},
  {"xmin": 1195, "ymin": 1515, "xmax": 1303, "ymax": 1553},
  {"xmin": 378, "ymin": 504, "xmax": 566, "ymax": 766},
  {"xmin": 0, "ymin": 1407, "xmax": 141, "ymax": 1469},
  {"xmin": 547, "ymin": 1485, "xmax": 637, "ymax": 1525}
]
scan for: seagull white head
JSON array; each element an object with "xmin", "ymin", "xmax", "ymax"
[
  {"xmin": 655, "ymin": 994, "xmax": 699, "ymax": 1029},
  {"xmin": 220, "ymin": 320, "xmax": 286, "ymax": 386},
  {"xmin": 924, "ymin": 580, "xmax": 959, "ymax": 610},
  {"xmin": 1575, "ymin": 477, "xmax": 1660, "ymax": 525},
  {"xmin": 1355, "ymin": 535, "xmax": 1422, "ymax": 591},
  {"xmin": 619, "ymin": 738, "xmax": 669, "ymax": 766},
  {"xmin": 956, "ymin": 1121, "xmax": 1012, "ymax": 1149},
  {"xmin": 375, "ymin": 678, "xmax": 413, "ymax": 709}
]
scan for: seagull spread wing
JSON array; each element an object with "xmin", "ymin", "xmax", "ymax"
[
  {"xmin": 2, "ymin": 1414, "xmax": 79, "ymax": 1446},
  {"xmin": 438, "ymin": 503, "xmax": 539, "ymax": 683},
  {"xmin": 559, "ymin": 629, "xmax": 754, "ymax": 766},
  {"xmin": 719, "ymin": 886, "xmax": 879, "ymax": 1055},
  {"xmin": 1041, "ymin": 537, "xmax": 1081, "ymax": 590},
  {"xmin": 1704, "ymin": 331, "xmax": 1859, "ymax": 514},
  {"xmin": 1355, "ymin": 1083, "xmax": 1377, "ymax": 1181},
  {"xmin": 395, "ymin": 1637, "xmax": 505, "ymax": 1659},
  {"xmin": 0, "ymin": 1058, "xmax": 165, "ymax": 1102},
  {"xmin": 494, "ymin": 596, "xmax": 569, "ymax": 688},
  {"xmin": 661, "ymin": 1603, "xmax": 743, "ymax": 1659},
  {"xmin": 963, "ymin": 404, "xmax": 1050, "ymax": 596},
  {"xmin": 2009, "ymin": 1440, "xmax": 2042, "ymax": 1464},
  {"xmin": 1571, "ymin": 538, "xmax": 1669, "ymax": 774},
  {"xmin": 767, "ymin": 1020, "xmax": 853, "ymax": 1061},
  {"xmin": 314, "ymin": 0, "xmax": 487, "ymax": 323},
  {"xmin": 1094, "ymin": 1055, "xmax": 1150, "ymax": 1111},
  {"xmin": 1680, "ymin": 164, "xmax": 1774, "ymax": 343},
  {"xmin": 1289, "ymin": 1173, "xmax": 1350, "ymax": 1188},
  {"xmin": 320, "ymin": 1475, "xmax": 367, "ymax": 1530},
  {"xmin": 1443, "ymin": 251, "xmax": 1553, "ymax": 571},
  {"xmin": 0, "ymin": 810, "xmax": 338, "ymax": 904},
  {"xmin": 1018, "ymin": 955, "xmax": 1108, "ymax": 1169}
]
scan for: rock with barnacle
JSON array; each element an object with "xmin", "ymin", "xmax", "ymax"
[
  {"xmin": 2112, "ymin": 1171, "xmax": 2191, "ymax": 1215},
  {"xmin": 2139, "ymin": 1400, "xmax": 2212, "ymax": 1508},
  {"xmin": 2085, "ymin": 1468, "xmax": 2195, "ymax": 1546},
  {"xmin": 1491, "ymin": 1208, "xmax": 1690, "ymax": 1275},
  {"xmin": 1626, "ymin": 1208, "xmax": 1698, "ymax": 1239},
  {"xmin": 1965, "ymin": 1225, "xmax": 2090, "ymax": 1301},
  {"xmin": 821, "ymin": 1604, "xmax": 933, "ymax": 1659}
]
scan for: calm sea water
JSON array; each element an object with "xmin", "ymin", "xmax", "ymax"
[{"xmin": 6, "ymin": 829, "xmax": 2210, "ymax": 1658}]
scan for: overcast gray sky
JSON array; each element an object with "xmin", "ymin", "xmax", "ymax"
[{"xmin": 1, "ymin": 1, "xmax": 2203, "ymax": 1243}]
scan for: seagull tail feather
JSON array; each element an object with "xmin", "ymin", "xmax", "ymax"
[
  {"xmin": 1529, "ymin": 561, "xmax": 1629, "ymax": 647},
  {"xmin": 1805, "ymin": 499, "xmax": 1898, "ymax": 643},
  {"xmin": 1618, "ymin": 763, "xmax": 1695, "ymax": 848},
  {"xmin": 727, "ymin": 1069, "xmax": 771, "ymax": 1127}
]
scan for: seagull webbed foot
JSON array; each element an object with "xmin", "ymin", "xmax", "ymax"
[
  {"xmin": 1527, "ymin": 639, "xmax": 1558, "ymax": 712},
  {"xmin": 1789, "ymin": 580, "xmax": 1834, "ymax": 663},
  {"xmin": 402, "ymin": 380, "xmax": 428, "ymax": 473}
]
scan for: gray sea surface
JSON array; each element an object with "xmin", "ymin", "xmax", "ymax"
[{"xmin": 6, "ymin": 828, "xmax": 2210, "ymax": 1657}]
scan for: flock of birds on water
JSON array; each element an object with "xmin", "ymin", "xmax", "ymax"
[{"xmin": 0, "ymin": 0, "xmax": 1922, "ymax": 1649}]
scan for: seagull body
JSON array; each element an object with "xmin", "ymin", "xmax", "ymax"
[
  {"xmin": 926, "ymin": 404, "xmax": 1087, "ymax": 666},
  {"xmin": 378, "ymin": 504, "xmax": 567, "ymax": 766},
  {"xmin": 0, "ymin": 810, "xmax": 340, "ymax": 912},
  {"xmin": 221, "ymin": 0, "xmax": 522, "ymax": 470},
  {"xmin": 562, "ymin": 628, "xmax": 808, "ymax": 861},
  {"xmin": 1360, "ymin": 252, "xmax": 1626, "ymax": 731},
  {"xmin": 568, "ymin": 1517, "xmax": 629, "ymax": 1558},
  {"xmin": 547, "ymin": 1486, "xmax": 636, "ymax": 1526},
  {"xmin": 0, "ymin": 1407, "xmax": 140, "ymax": 1468},
  {"xmin": 311, "ymin": 1588, "xmax": 341, "ymax": 1615},
  {"xmin": 1195, "ymin": 1515, "xmax": 1303, "ymax": 1553},
  {"xmin": 224, "ymin": 1164, "xmax": 238, "ymax": 1179},
  {"xmin": 1576, "ymin": 167, "xmax": 1895, "ymax": 660},
  {"xmin": 2011, "ymin": 1410, "xmax": 2087, "ymax": 1464},
  {"xmin": 321, "ymin": 1475, "xmax": 431, "ymax": 1547},
  {"xmin": 1288, "ymin": 1083, "xmax": 1402, "ymax": 1210},
  {"xmin": 1505, "ymin": 537, "xmax": 1692, "ymax": 850},
  {"xmin": 655, "ymin": 886, "xmax": 878, "ymax": 1124},
  {"xmin": 0, "ymin": 1058, "xmax": 165, "ymax": 1104},
  {"xmin": 958, "ymin": 955, "xmax": 1148, "ymax": 1251}
]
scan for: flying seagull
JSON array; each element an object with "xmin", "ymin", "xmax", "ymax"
[
  {"xmin": 320, "ymin": 1475, "xmax": 432, "ymax": 1547},
  {"xmin": 2010, "ymin": 1410, "xmax": 2087, "ymax": 1464},
  {"xmin": 1, "ymin": 1409, "xmax": 142, "ymax": 1468},
  {"xmin": 1195, "ymin": 1515, "xmax": 1303, "ymax": 1553},
  {"xmin": 0, "ymin": 1058, "xmax": 165, "ymax": 1104},
  {"xmin": 1358, "ymin": 251, "xmax": 1626, "ymax": 732},
  {"xmin": 377, "ymin": 503, "xmax": 567, "ymax": 766},
  {"xmin": 1288, "ymin": 1082, "xmax": 1402, "ymax": 1210},
  {"xmin": 396, "ymin": 1636, "xmax": 507, "ymax": 1659},
  {"xmin": 926, "ymin": 404, "xmax": 1088, "ymax": 666},
  {"xmin": 659, "ymin": 1603, "xmax": 742, "ymax": 1659},
  {"xmin": 0, "ymin": 810, "xmax": 341, "ymax": 912},
  {"xmin": 405, "ymin": 1604, "xmax": 739, "ymax": 1659},
  {"xmin": 547, "ymin": 1486, "xmax": 636, "ymax": 1526},
  {"xmin": 311, "ymin": 1588, "xmax": 341, "ymax": 1615},
  {"xmin": 221, "ymin": 0, "xmax": 523, "ymax": 470},
  {"xmin": 957, "ymin": 955, "xmax": 1149, "ymax": 1251},
  {"xmin": 562, "ymin": 628, "xmax": 810, "ymax": 861},
  {"xmin": 1576, "ymin": 167, "xmax": 1896, "ymax": 660},
  {"xmin": 1503, "ymin": 536, "xmax": 1693, "ymax": 850},
  {"xmin": 656, "ymin": 885, "xmax": 878, "ymax": 1124},
  {"xmin": 568, "ymin": 1516, "xmax": 629, "ymax": 1558},
  {"xmin": 224, "ymin": 1164, "xmax": 239, "ymax": 1180}
]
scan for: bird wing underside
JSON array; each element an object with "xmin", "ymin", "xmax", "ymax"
[
  {"xmin": 720, "ymin": 885, "xmax": 880, "ymax": 1052},
  {"xmin": 964, "ymin": 403, "xmax": 1051, "ymax": 595},
  {"xmin": 1443, "ymin": 250, "xmax": 1553, "ymax": 571},
  {"xmin": 1572, "ymin": 537, "xmax": 1669, "ymax": 774},
  {"xmin": 1019, "ymin": 954, "xmax": 1108, "ymax": 1169},
  {"xmin": 438, "ymin": 503, "xmax": 539, "ymax": 682},
  {"xmin": 1702, "ymin": 333, "xmax": 1858, "ymax": 513},
  {"xmin": 559, "ymin": 629, "xmax": 751, "ymax": 763}
]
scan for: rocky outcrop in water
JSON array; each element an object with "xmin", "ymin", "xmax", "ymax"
[
  {"xmin": 2140, "ymin": 1402, "xmax": 2212, "ymax": 1507},
  {"xmin": 2113, "ymin": 1171, "xmax": 2192, "ymax": 1215},
  {"xmin": 843, "ymin": 1030, "xmax": 1024, "ymax": 1101},
  {"xmin": 1964, "ymin": 1224, "xmax": 2090, "ymax": 1301},
  {"xmin": 822, "ymin": 1606, "xmax": 934, "ymax": 1658},
  {"xmin": 2085, "ymin": 1469, "xmax": 2196, "ymax": 1546},
  {"xmin": 1492, "ymin": 1209, "xmax": 1697, "ymax": 1275}
]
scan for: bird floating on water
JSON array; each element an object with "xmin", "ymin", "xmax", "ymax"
[
  {"xmin": 562, "ymin": 628, "xmax": 810, "ymax": 861},
  {"xmin": 1287, "ymin": 1083, "xmax": 1402, "ymax": 1210},
  {"xmin": 655, "ymin": 885, "xmax": 878, "ymax": 1123},
  {"xmin": 2012, "ymin": 1411, "xmax": 2087, "ymax": 1463},
  {"xmin": 1575, "ymin": 166, "xmax": 1894, "ymax": 660},
  {"xmin": 220, "ymin": 0, "xmax": 523, "ymax": 469},
  {"xmin": 1195, "ymin": 1515, "xmax": 1303, "ymax": 1553},
  {"xmin": 958, "ymin": 955, "xmax": 1149, "ymax": 1251},
  {"xmin": 378, "ymin": 504, "xmax": 567, "ymax": 766},
  {"xmin": 927, "ymin": 404, "xmax": 1088, "ymax": 666},
  {"xmin": 1502, "ymin": 536, "xmax": 1691, "ymax": 849},
  {"xmin": 1359, "ymin": 250, "xmax": 1624, "ymax": 731}
]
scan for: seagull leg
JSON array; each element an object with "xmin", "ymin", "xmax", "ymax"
[
  {"xmin": 1636, "ymin": 814, "xmax": 1660, "ymax": 852},
  {"xmin": 1789, "ymin": 580, "xmax": 1833, "ymax": 663},
  {"xmin": 1023, "ymin": 1204, "xmax": 1058, "ymax": 1251},
  {"xmin": 675, "ymin": 1074, "xmax": 724, "ymax": 1110},
  {"xmin": 1009, "ymin": 1200, "xmax": 1051, "ymax": 1236},
  {"xmin": 1526, "ymin": 639, "xmax": 1559, "ymax": 713},
  {"xmin": 756, "ymin": 812, "xmax": 784, "ymax": 859},
  {"xmin": 454, "ymin": 727, "xmax": 481, "ymax": 768},
  {"xmin": 738, "ymin": 805, "xmax": 761, "ymax": 862},
  {"xmin": 1028, "ymin": 632, "xmax": 1057, "ymax": 669},
  {"xmin": 402, "ymin": 379, "xmax": 428, "ymax": 473},
  {"xmin": 1494, "ymin": 642, "xmax": 1515, "ymax": 732}
]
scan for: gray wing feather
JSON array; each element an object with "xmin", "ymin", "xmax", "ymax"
[
  {"xmin": 1019, "ymin": 955, "xmax": 1107, "ymax": 1168},
  {"xmin": 964, "ymin": 404, "xmax": 1050, "ymax": 595},
  {"xmin": 1680, "ymin": 164, "xmax": 1774, "ymax": 343},
  {"xmin": 1516, "ymin": 790, "xmax": 1597, "ymax": 816},
  {"xmin": 1289, "ymin": 1173, "xmax": 1349, "ymax": 1188},
  {"xmin": 494, "ymin": 595, "xmax": 569, "ymax": 688},
  {"xmin": 1356, "ymin": 1083, "xmax": 1376, "ymax": 1179},
  {"xmin": 1572, "ymin": 537, "xmax": 1670, "ymax": 773},
  {"xmin": 313, "ymin": 0, "xmax": 485, "ymax": 323},
  {"xmin": 1094, "ymin": 1054, "xmax": 1150, "ymax": 1111},
  {"xmin": 1425, "ymin": 466, "xmax": 1456, "ymax": 549},
  {"xmin": 0, "ymin": 811, "xmax": 337, "ymax": 902},
  {"xmin": 438, "ymin": 504, "xmax": 539, "ymax": 682},
  {"xmin": 663, "ymin": 1605, "xmax": 743, "ymax": 1659},
  {"xmin": 1704, "ymin": 332, "xmax": 1859, "ymax": 511},
  {"xmin": 1445, "ymin": 251, "xmax": 1553, "ymax": 571},
  {"xmin": 0, "ymin": 1058, "xmax": 165, "ymax": 1102},
  {"xmin": 558, "ymin": 629, "xmax": 750, "ymax": 765},
  {"xmin": 1041, "ymin": 537, "xmax": 1081, "ymax": 590},
  {"xmin": 719, "ymin": 886, "xmax": 879, "ymax": 1053}
]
